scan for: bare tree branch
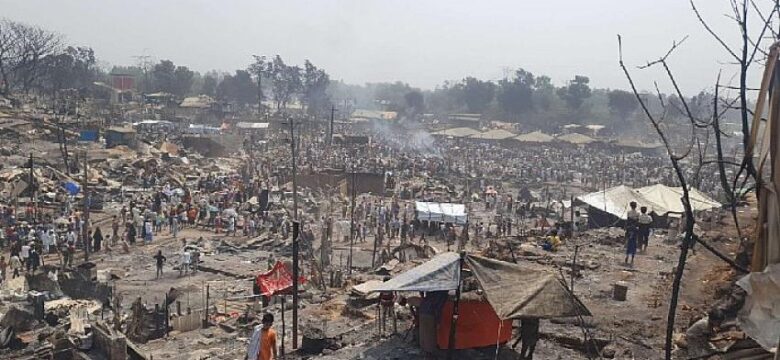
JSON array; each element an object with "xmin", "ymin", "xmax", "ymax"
[{"xmin": 691, "ymin": 0, "xmax": 741, "ymax": 61}]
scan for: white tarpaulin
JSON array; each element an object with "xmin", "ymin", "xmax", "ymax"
[
  {"xmin": 737, "ymin": 263, "xmax": 780, "ymax": 353},
  {"xmin": 636, "ymin": 184, "xmax": 721, "ymax": 214},
  {"xmin": 415, "ymin": 201, "xmax": 468, "ymax": 224},
  {"xmin": 576, "ymin": 185, "xmax": 664, "ymax": 220},
  {"xmin": 577, "ymin": 184, "xmax": 720, "ymax": 219},
  {"xmin": 370, "ymin": 252, "xmax": 461, "ymax": 293}
]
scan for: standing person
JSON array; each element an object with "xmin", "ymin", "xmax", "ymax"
[
  {"xmin": 228, "ymin": 216, "xmax": 236, "ymax": 236},
  {"xmin": 20, "ymin": 242, "xmax": 30, "ymax": 271},
  {"xmin": 179, "ymin": 247, "xmax": 191, "ymax": 276},
  {"xmin": 379, "ymin": 277, "xmax": 397, "ymax": 337},
  {"xmin": 126, "ymin": 222, "xmax": 136, "ymax": 245},
  {"xmin": 93, "ymin": 227, "xmax": 104, "ymax": 252},
  {"xmin": 153, "ymin": 250, "xmax": 166, "ymax": 279},
  {"xmin": 111, "ymin": 216, "xmax": 120, "ymax": 246},
  {"xmin": 171, "ymin": 215, "xmax": 179, "ymax": 238},
  {"xmin": 28, "ymin": 249, "xmax": 39, "ymax": 274},
  {"xmin": 10, "ymin": 254, "xmax": 21, "ymax": 278},
  {"xmin": 245, "ymin": 313, "xmax": 278, "ymax": 360},
  {"xmin": 515, "ymin": 317, "xmax": 540, "ymax": 360},
  {"xmin": 624, "ymin": 202, "xmax": 639, "ymax": 266},
  {"xmin": 0, "ymin": 256, "xmax": 7, "ymax": 282},
  {"xmin": 638, "ymin": 206, "xmax": 653, "ymax": 252},
  {"xmin": 144, "ymin": 219, "xmax": 153, "ymax": 244}
]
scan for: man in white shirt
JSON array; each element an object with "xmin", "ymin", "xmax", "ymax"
[{"xmin": 638, "ymin": 206, "xmax": 653, "ymax": 252}]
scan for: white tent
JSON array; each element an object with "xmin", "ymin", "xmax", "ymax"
[
  {"xmin": 371, "ymin": 252, "xmax": 462, "ymax": 293},
  {"xmin": 415, "ymin": 201, "xmax": 468, "ymax": 224},
  {"xmin": 636, "ymin": 184, "xmax": 721, "ymax": 214},
  {"xmin": 577, "ymin": 184, "xmax": 721, "ymax": 220},
  {"xmin": 575, "ymin": 185, "xmax": 663, "ymax": 220}
]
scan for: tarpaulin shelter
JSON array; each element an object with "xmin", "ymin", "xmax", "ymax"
[
  {"xmin": 371, "ymin": 252, "xmax": 461, "ymax": 293},
  {"xmin": 432, "ymin": 127, "xmax": 481, "ymax": 138},
  {"xmin": 370, "ymin": 252, "xmax": 590, "ymax": 352},
  {"xmin": 636, "ymin": 184, "xmax": 721, "ymax": 214},
  {"xmin": 575, "ymin": 185, "xmax": 662, "ymax": 227},
  {"xmin": 513, "ymin": 131, "xmax": 554, "ymax": 143},
  {"xmin": 415, "ymin": 202, "xmax": 468, "ymax": 225},
  {"xmin": 465, "ymin": 255, "xmax": 591, "ymax": 319},
  {"xmin": 575, "ymin": 184, "xmax": 720, "ymax": 228},
  {"xmin": 557, "ymin": 132, "xmax": 597, "ymax": 145},
  {"xmin": 468, "ymin": 128, "xmax": 516, "ymax": 141},
  {"xmin": 255, "ymin": 261, "xmax": 306, "ymax": 297}
]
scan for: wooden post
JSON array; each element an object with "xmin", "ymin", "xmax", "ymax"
[
  {"xmin": 203, "ymin": 284, "xmax": 210, "ymax": 328},
  {"xmin": 292, "ymin": 221, "xmax": 300, "ymax": 350},
  {"xmin": 83, "ymin": 150, "xmax": 90, "ymax": 262},
  {"xmin": 446, "ymin": 252, "xmax": 465, "ymax": 360},
  {"xmin": 280, "ymin": 296, "xmax": 286, "ymax": 358},
  {"xmin": 348, "ymin": 170, "xmax": 356, "ymax": 274}
]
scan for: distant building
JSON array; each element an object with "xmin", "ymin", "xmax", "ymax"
[
  {"xmin": 104, "ymin": 127, "xmax": 137, "ymax": 148},
  {"xmin": 447, "ymin": 113, "xmax": 483, "ymax": 129},
  {"xmin": 110, "ymin": 73, "xmax": 135, "ymax": 92}
]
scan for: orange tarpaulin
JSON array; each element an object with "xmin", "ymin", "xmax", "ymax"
[
  {"xmin": 436, "ymin": 299, "xmax": 513, "ymax": 350},
  {"xmin": 256, "ymin": 261, "xmax": 306, "ymax": 296}
]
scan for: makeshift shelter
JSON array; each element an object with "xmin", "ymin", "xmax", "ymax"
[
  {"xmin": 432, "ymin": 127, "xmax": 481, "ymax": 138},
  {"xmin": 557, "ymin": 132, "xmax": 597, "ymax": 145},
  {"xmin": 371, "ymin": 252, "xmax": 461, "ymax": 293},
  {"xmin": 415, "ymin": 201, "xmax": 468, "ymax": 225},
  {"xmin": 370, "ymin": 253, "xmax": 590, "ymax": 351},
  {"xmin": 575, "ymin": 185, "xmax": 661, "ymax": 227},
  {"xmin": 513, "ymin": 131, "xmax": 554, "ymax": 143},
  {"xmin": 468, "ymin": 128, "xmax": 516, "ymax": 141},
  {"xmin": 636, "ymin": 184, "xmax": 721, "ymax": 214},
  {"xmin": 465, "ymin": 255, "xmax": 590, "ymax": 319}
]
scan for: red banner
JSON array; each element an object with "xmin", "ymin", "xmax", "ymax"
[{"xmin": 256, "ymin": 261, "xmax": 306, "ymax": 296}]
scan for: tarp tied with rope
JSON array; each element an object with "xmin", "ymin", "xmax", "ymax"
[
  {"xmin": 465, "ymin": 255, "xmax": 591, "ymax": 319},
  {"xmin": 370, "ymin": 252, "xmax": 590, "ymax": 320}
]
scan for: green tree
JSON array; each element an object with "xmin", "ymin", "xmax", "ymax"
[
  {"xmin": 151, "ymin": 60, "xmax": 176, "ymax": 94},
  {"xmin": 173, "ymin": 65, "xmax": 194, "ymax": 97},
  {"xmin": 301, "ymin": 59, "xmax": 330, "ymax": 115},
  {"xmin": 557, "ymin": 75, "xmax": 592, "ymax": 110},
  {"xmin": 248, "ymin": 55, "xmax": 269, "ymax": 110},
  {"xmin": 217, "ymin": 70, "xmax": 256, "ymax": 106},
  {"xmin": 607, "ymin": 89, "xmax": 638, "ymax": 120},
  {"xmin": 38, "ymin": 46, "xmax": 98, "ymax": 94},
  {"xmin": 497, "ymin": 68, "xmax": 536, "ymax": 120},
  {"xmin": 455, "ymin": 77, "xmax": 495, "ymax": 113},
  {"xmin": 201, "ymin": 75, "xmax": 217, "ymax": 97}
]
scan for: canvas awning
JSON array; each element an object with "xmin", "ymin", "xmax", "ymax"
[
  {"xmin": 371, "ymin": 252, "xmax": 461, "ymax": 293},
  {"xmin": 415, "ymin": 201, "xmax": 468, "ymax": 224},
  {"xmin": 466, "ymin": 255, "xmax": 591, "ymax": 319}
]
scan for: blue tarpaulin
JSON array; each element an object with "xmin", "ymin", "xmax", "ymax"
[
  {"xmin": 63, "ymin": 182, "xmax": 80, "ymax": 195},
  {"xmin": 79, "ymin": 130, "xmax": 99, "ymax": 142}
]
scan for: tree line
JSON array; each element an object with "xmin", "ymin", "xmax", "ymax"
[{"xmin": 1, "ymin": 18, "xmax": 734, "ymax": 131}]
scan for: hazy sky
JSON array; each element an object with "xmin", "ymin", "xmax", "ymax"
[{"xmin": 1, "ymin": 0, "xmax": 770, "ymax": 94}]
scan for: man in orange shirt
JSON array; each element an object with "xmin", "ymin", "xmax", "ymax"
[
  {"xmin": 245, "ymin": 313, "xmax": 278, "ymax": 360},
  {"xmin": 258, "ymin": 313, "xmax": 277, "ymax": 360}
]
